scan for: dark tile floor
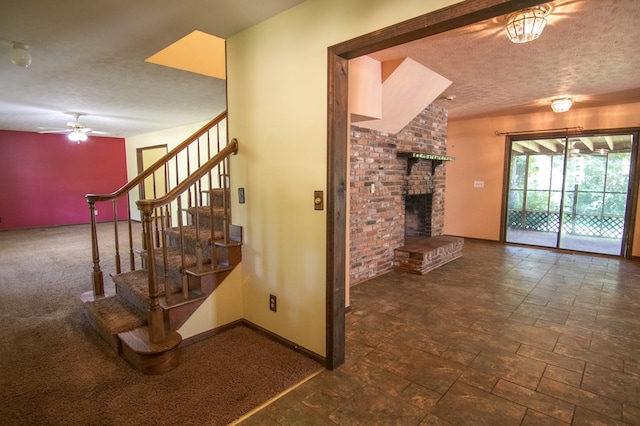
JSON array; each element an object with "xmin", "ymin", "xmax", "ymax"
[{"xmin": 239, "ymin": 239, "xmax": 640, "ymax": 425}]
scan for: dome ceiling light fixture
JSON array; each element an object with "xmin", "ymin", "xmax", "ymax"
[
  {"xmin": 10, "ymin": 41, "xmax": 32, "ymax": 67},
  {"xmin": 505, "ymin": 6, "xmax": 549, "ymax": 44},
  {"xmin": 551, "ymin": 97, "xmax": 573, "ymax": 113}
]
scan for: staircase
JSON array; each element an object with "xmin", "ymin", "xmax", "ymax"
[{"xmin": 81, "ymin": 112, "xmax": 242, "ymax": 374}]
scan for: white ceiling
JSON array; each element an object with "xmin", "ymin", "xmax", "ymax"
[
  {"xmin": 0, "ymin": 0, "xmax": 306, "ymax": 138},
  {"xmin": 1, "ymin": 0, "xmax": 639, "ymax": 139}
]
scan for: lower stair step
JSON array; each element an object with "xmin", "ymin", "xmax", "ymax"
[
  {"xmin": 119, "ymin": 327, "xmax": 182, "ymax": 375},
  {"xmin": 83, "ymin": 296, "xmax": 146, "ymax": 352}
]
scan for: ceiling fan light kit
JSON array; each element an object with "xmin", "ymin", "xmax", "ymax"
[
  {"xmin": 10, "ymin": 41, "xmax": 32, "ymax": 67},
  {"xmin": 505, "ymin": 6, "xmax": 548, "ymax": 44},
  {"xmin": 68, "ymin": 130, "xmax": 89, "ymax": 143}
]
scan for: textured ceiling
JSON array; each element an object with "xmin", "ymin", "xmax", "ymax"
[
  {"xmin": 1, "ymin": 0, "xmax": 639, "ymax": 139},
  {"xmin": 369, "ymin": 0, "xmax": 640, "ymax": 121},
  {"xmin": 0, "ymin": 0, "xmax": 306, "ymax": 138}
]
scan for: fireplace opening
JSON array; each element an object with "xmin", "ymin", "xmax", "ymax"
[{"xmin": 404, "ymin": 193, "xmax": 432, "ymax": 239}]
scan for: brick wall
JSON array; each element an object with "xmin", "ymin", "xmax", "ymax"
[{"xmin": 350, "ymin": 104, "xmax": 448, "ymax": 285}]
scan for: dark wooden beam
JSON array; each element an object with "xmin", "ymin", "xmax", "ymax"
[
  {"xmin": 330, "ymin": 0, "xmax": 549, "ymax": 59},
  {"xmin": 325, "ymin": 50, "xmax": 348, "ymax": 370}
]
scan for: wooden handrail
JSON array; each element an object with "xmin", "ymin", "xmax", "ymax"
[
  {"xmin": 86, "ymin": 110, "xmax": 228, "ymax": 203},
  {"xmin": 137, "ymin": 139, "xmax": 238, "ymax": 213}
]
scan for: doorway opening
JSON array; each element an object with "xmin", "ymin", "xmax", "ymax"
[
  {"xmin": 136, "ymin": 145, "xmax": 168, "ymax": 201},
  {"xmin": 504, "ymin": 132, "xmax": 638, "ymax": 256}
]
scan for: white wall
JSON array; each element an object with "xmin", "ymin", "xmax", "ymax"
[{"xmin": 227, "ymin": 0, "xmax": 462, "ymax": 357}]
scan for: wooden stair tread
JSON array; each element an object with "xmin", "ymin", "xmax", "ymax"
[{"xmin": 119, "ymin": 327, "xmax": 181, "ymax": 354}]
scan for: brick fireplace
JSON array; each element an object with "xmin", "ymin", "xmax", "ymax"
[{"xmin": 350, "ymin": 104, "xmax": 457, "ymax": 285}]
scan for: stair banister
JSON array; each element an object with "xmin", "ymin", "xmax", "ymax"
[
  {"xmin": 85, "ymin": 111, "xmax": 227, "ymax": 296},
  {"xmin": 137, "ymin": 139, "xmax": 237, "ymax": 343},
  {"xmin": 136, "ymin": 139, "xmax": 238, "ymax": 213},
  {"xmin": 86, "ymin": 111, "xmax": 227, "ymax": 204}
]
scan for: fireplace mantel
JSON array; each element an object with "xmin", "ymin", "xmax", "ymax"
[{"xmin": 397, "ymin": 151, "xmax": 454, "ymax": 174}]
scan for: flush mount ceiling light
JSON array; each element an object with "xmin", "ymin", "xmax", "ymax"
[
  {"xmin": 10, "ymin": 41, "xmax": 32, "ymax": 67},
  {"xmin": 505, "ymin": 6, "xmax": 548, "ymax": 44},
  {"xmin": 551, "ymin": 98, "xmax": 573, "ymax": 113}
]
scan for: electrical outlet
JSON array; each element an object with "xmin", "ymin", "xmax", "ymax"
[
  {"xmin": 269, "ymin": 294, "xmax": 277, "ymax": 312},
  {"xmin": 238, "ymin": 187, "xmax": 245, "ymax": 204},
  {"xmin": 94, "ymin": 209, "xmax": 99, "ymax": 216}
]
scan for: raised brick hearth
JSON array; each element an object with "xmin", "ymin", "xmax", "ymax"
[{"xmin": 394, "ymin": 236, "xmax": 464, "ymax": 275}]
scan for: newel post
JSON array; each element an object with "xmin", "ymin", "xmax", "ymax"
[
  {"xmin": 141, "ymin": 207, "xmax": 166, "ymax": 343},
  {"xmin": 88, "ymin": 201, "xmax": 104, "ymax": 296}
]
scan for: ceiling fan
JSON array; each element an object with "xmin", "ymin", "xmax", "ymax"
[{"xmin": 37, "ymin": 112, "xmax": 104, "ymax": 142}]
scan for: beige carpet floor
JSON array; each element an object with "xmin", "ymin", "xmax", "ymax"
[{"xmin": 0, "ymin": 222, "xmax": 322, "ymax": 425}]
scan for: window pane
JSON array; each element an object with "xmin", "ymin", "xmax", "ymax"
[
  {"xmin": 604, "ymin": 193, "xmax": 627, "ymax": 216},
  {"xmin": 576, "ymin": 192, "xmax": 603, "ymax": 215},
  {"xmin": 510, "ymin": 155, "xmax": 527, "ymax": 189},
  {"xmin": 527, "ymin": 155, "xmax": 552, "ymax": 190},
  {"xmin": 580, "ymin": 156, "xmax": 606, "ymax": 191},
  {"xmin": 509, "ymin": 190, "xmax": 524, "ymax": 209},
  {"xmin": 526, "ymin": 190, "xmax": 549, "ymax": 211},
  {"xmin": 549, "ymin": 191, "xmax": 562, "ymax": 212},
  {"xmin": 551, "ymin": 154, "xmax": 565, "ymax": 191},
  {"xmin": 606, "ymin": 153, "xmax": 631, "ymax": 193},
  {"xmin": 563, "ymin": 191, "xmax": 574, "ymax": 212}
]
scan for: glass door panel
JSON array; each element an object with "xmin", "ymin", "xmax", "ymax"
[
  {"xmin": 505, "ymin": 138, "xmax": 566, "ymax": 248},
  {"xmin": 558, "ymin": 136, "xmax": 633, "ymax": 255}
]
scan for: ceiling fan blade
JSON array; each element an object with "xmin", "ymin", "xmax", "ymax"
[{"xmin": 37, "ymin": 128, "xmax": 70, "ymax": 134}]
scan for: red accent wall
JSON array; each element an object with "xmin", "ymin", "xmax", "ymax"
[{"xmin": 0, "ymin": 130, "xmax": 128, "ymax": 230}]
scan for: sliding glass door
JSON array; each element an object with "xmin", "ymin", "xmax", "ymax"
[{"xmin": 505, "ymin": 133, "xmax": 636, "ymax": 256}]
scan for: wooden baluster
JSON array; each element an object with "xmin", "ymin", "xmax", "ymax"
[
  {"xmin": 163, "ymin": 164, "xmax": 172, "ymax": 228},
  {"xmin": 223, "ymin": 156, "xmax": 230, "ymax": 244},
  {"xmin": 127, "ymin": 197, "xmax": 135, "ymax": 271},
  {"xmin": 208, "ymin": 174, "xmax": 217, "ymax": 270},
  {"xmin": 197, "ymin": 137, "xmax": 202, "ymax": 205},
  {"xmin": 193, "ymin": 186, "xmax": 204, "ymax": 273},
  {"xmin": 176, "ymin": 197, "xmax": 189, "ymax": 300},
  {"xmin": 142, "ymin": 208, "xmax": 165, "ymax": 343},
  {"xmin": 159, "ymin": 207, "xmax": 170, "ymax": 303},
  {"xmin": 112, "ymin": 200, "xmax": 121, "ymax": 274},
  {"xmin": 152, "ymin": 174, "xmax": 160, "ymax": 248},
  {"xmin": 186, "ymin": 146, "xmax": 192, "ymax": 211},
  {"xmin": 88, "ymin": 201, "xmax": 104, "ymax": 296}
]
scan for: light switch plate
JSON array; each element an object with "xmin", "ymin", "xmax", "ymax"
[{"xmin": 314, "ymin": 190, "xmax": 323, "ymax": 210}]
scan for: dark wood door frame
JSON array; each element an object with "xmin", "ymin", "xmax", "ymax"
[{"xmin": 325, "ymin": 0, "xmax": 548, "ymax": 369}]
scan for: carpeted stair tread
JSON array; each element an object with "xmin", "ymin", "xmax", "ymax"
[
  {"xmin": 112, "ymin": 269, "xmax": 158, "ymax": 314},
  {"xmin": 138, "ymin": 247, "xmax": 207, "ymax": 292},
  {"xmin": 186, "ymin": 206, "xmax": 228, "ymax": 233},
  {"xmin": 83, "ymin": 296, "xmax": 146, "ymax": 351},
  {"xmin": 165, "ymin": 226, "xmax": 221, "ymax": 244},
  {"xmin": 201, "ymin": 188, "xmax": 229, "ymax": 208}
]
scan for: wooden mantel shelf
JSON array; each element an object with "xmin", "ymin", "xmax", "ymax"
[{"xmin": 397, "ymin": 151, "xmax": 455, "ymax": 174}]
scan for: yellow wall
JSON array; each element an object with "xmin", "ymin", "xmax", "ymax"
[
  {"xmin": 227, "ymin": 0, "xmax": 462, "ymax": 356},
  {"xmin": 444, "ymin": 102, "xmax": 640, "ymax": 255}
]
